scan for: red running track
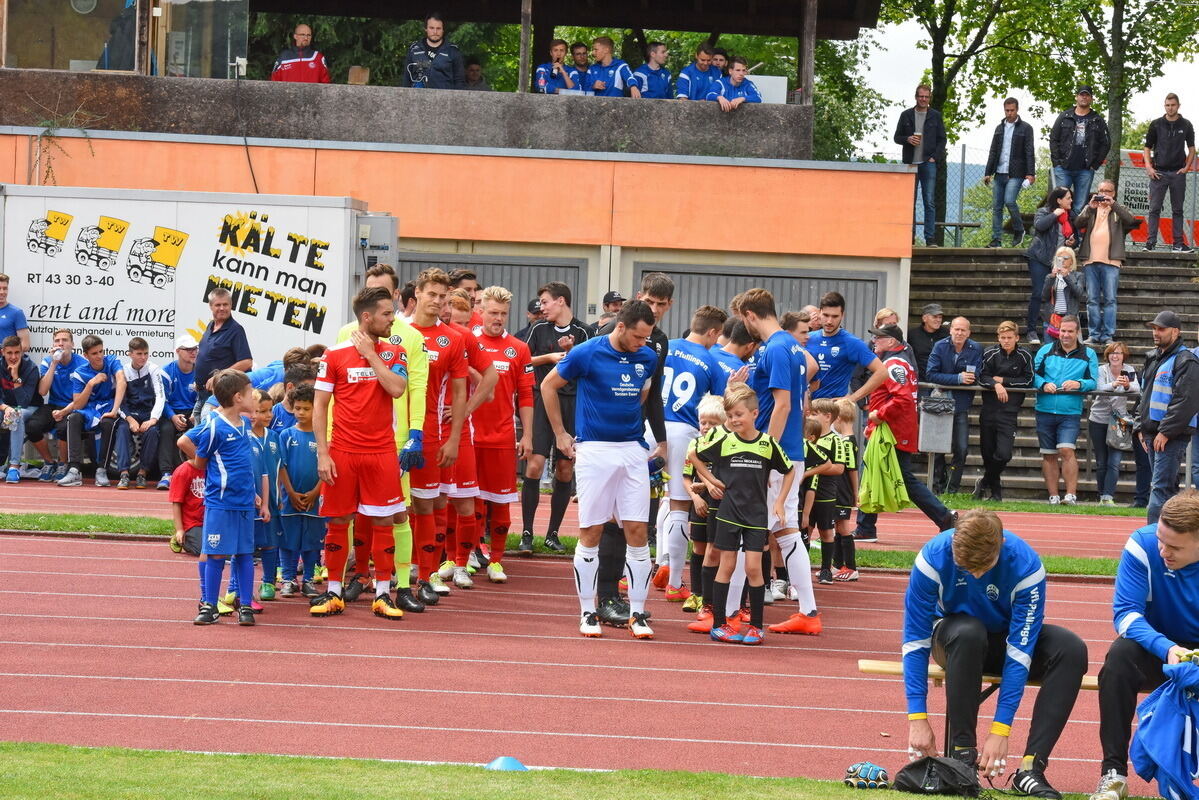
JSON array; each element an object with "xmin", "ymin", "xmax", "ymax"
[
  {"xmin": 0, "ymin": 532, "xmax": 1152, "ymax": 797},
  {"xmin": 0, "ymin": 481, "xmax": 1147, "ymax": 560}
]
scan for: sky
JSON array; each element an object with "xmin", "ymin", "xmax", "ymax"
[{"xmin": 862, "ymin": 20, "xmax": 1199, "ymax": 162}]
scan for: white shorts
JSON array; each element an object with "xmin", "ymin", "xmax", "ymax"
[
  {"xmin": 575, "ymin": 440, "xmax": 651, "ymax": 528},
  {"xmin": 768, "ymin": 466, "xmax": 802, "ymax": 533},
  {"xmin": 664, "ymin": 421, "xmax": 699, "ymax": 502}
]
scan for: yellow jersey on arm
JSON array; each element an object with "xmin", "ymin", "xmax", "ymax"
[{"xmin": 335, "ymin": 317, "xmax": 429, "ymax": 446}]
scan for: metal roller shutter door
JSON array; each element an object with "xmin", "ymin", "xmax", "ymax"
[{"xmin": 396, "ymin": 254, "xmax": 588, "ymax": 314}]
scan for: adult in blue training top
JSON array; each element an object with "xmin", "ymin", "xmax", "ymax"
[
  {"xmin": 1088, "ymin": 491, "xmax": 1199, "ymax": 800},
  {"xmin": 585, "ymin": 36, "xmax": 639, "ymax": 98},
  {"xmin": 534, "ymin": 39, "xmax": 579, "ymax": 94},
  {"xmin": 541, "ymin": 300, "xmax": 661, "ymax": 641},
  {"xmin": 903, "ymin": 510, "xmax": 1086, "ymax": 800},
  {"xmin": 807, "ymin": 291, "xmax": 887, "ymax": 402},
  {"xmin": 705, "ymin": 56, "xmax": 762, "ymax": 112},
  {"xmin": 632, "ymin": 42, "xmax": 673, "ymax": 99},
  {"xmin": 675, "ymin": 42, "xmax": 720, "ymax": 100}
]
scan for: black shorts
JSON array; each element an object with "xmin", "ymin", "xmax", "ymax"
[
  {"xmin": 810, "ymin": 501, "xmax": 848, "ymax": 532},
  {"xmin": 688, "ymin": 495, "xmax": 716, "ymax": 543},
  {"xmin": 713, "ymin": 517, "xmax": 768, "ymax": 553},
  {"xmin": 532, "ymin": 394, "xmax": 576, "ymax": 460}
]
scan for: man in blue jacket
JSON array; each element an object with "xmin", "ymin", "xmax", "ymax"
[
  {"xmin": 1089, "ymin": 491, "xmax": 1199, "ymax": 800},
  {"xmin": 927, "ymin": 316, "xmax": 984, "ymax": 494},
  {"xmin": 705, "ymin": 56, "xmax": 762, "ymax": 112},
  {"xmin": 1033, "ymin": 315, "xmax": 1098, "ymax": 505},
  {"xmin": 632, "ymin": 42, "xmax": 672, "ymax": 99},
  {"xmin": 676, "ymin": 43, "xmax": 720, "ymax": 101},
  {"xmin": 903, "ymin": 509, "xmax": 1086, "ymax": 800},
  {"xmin": 894, "ymin": 84, "xmax": 947, "ymax": 246}
]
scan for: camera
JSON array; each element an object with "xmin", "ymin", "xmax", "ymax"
[{"xmin": 1092, "ymin": 194, "xmax": 1110, "ymax": 203}]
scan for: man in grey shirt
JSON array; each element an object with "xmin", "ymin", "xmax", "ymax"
[{"xmin": 894, "ymin": 85, "xmax": 947, "ymax": 246}]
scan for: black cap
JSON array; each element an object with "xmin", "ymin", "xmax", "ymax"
[
  {"xmin": 868, "ymin": 323, "xmax": 905, "ymax": 343},
  {"xmin": 1076, "ymin": 85, "xmax": 1093, "ymax": 96},
  {"xmin": 1147, "ymin": 310, "xmax": 1182, "ymax": 329},
  {"xmin": 602, "ymin": 290, "xmax": 627, "ymax": 305},
  {"xmin": 527, "ymin": 298, "xmax": 542, "ymax": 314},
  {"xmin": 921, "ymin": 303, "xmax": 944, "ymax": 316}
]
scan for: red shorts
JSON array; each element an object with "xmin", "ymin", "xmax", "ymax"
[
  {"xmin": 448, "ymin": 436, "xmax": 479, "ymax": 498},
  {"xmin": 476, "ymin": 446, "xmax": 517, "ymax": 503},
  {"xmin": 410, "ymin": 437, "xmax": 445, "ymax": 501},
  {"xmin": 320, "ymin": 448, "xmax": 405, "ymax": 518}
]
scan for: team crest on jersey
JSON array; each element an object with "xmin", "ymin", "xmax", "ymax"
[
  {"xmin": 888, "ymin": 364, "xmax": 908, "ymax": 384},
  {"xmin": 381, "ymin": 351, "xmax": 394, "ymax": 361},
  {"xmin": 389, "ymin": 335, "xmax": 402, "ymax": 345},
  {"xmin": 985, "ymin": 584, "xmax": 1000, "ymax": 601},
  {"xmin": 831, "ymin": 346, "xmax": 841, "ymax": 357},
  {"xmin": 473, "ymin": 325, "xmax": 484, "ymax": 337},
  {"xmin": 207, "ymin": 533, "xmax": 221, "ymax": 548},
  {"xmin": 504, "ymin": 346, "xmax": 517, "ymax": 358},
  {"xmin": 190, "ymin": 477, "xmax": 205, "ymax": 498},
  {"xmin": 437, "ymin": 335, "xmax": 450, "ymax": 347},
  {"xmin": 308, "ymin": 440, "xmax": 318, "ymax": 451},
  {"xmin": 634, "ymin": 363, "xmax": 645, "ymax": 378}
]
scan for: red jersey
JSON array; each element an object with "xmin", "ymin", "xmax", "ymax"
[
  {"xmin": 865, "ymin": 349, "xmax": 919, "ymax": 452},
  {"xmin": 472, "ymin": 331, "xmax": 534, "ymax": 447},
  {"xmin": 469, "ymin": 310, "xmax": 484, "ymax": 332},
  {"xmin": 412, "ymin": 320, "xmax": 468, "ymax": 439},
  {"xmin": 445, "ymin": 321, "xmax": 496, "ymax": 441},
  {"xmin": 168, "ymin": 460, "xmax": 206, "ymax": 530},
  {"xmin": 316, "ymin": 339, "xmax": 408, "ymax": 453}
]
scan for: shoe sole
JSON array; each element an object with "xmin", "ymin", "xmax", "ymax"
[
  {"xmin": 580, "ymin": 630, "xmax": 602, "ymax": 637},
  {"xmin": 310, "ymin": 608, "xmax": 344, "ymax": 617},
  {"xmin": 373, "ymin": 610, "xmax": 404, "ymax": 620},
  {"xmin": 488, "ymin": 576, "xmax": 507, "ymax": 583},
  {"xmin": 238, "ymin": 617, "xmax": 255, "ymax": 626},
  {"xmin": 630, "ymin": 629, "xmax": 654, "ymax": 640},
  {"xmin": 769, "ymin": 626, "xmax": 821, "ymax": 635}
]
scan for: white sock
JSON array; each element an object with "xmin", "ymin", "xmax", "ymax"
[
  {"xmin": 778, "ymin": 532, "xmax": 817, "ymax": 614},
  {"xmin": 574, "ymin": 544, "xmax": 600, "ymax": 613},
  {"xmin": 376, "ymin": 579, "xmax": 390, "ymax": 598},
  {"xmin": 666, "ymin": 510, "xmax": 690, "ymax": 587},
  {"xmin": 328, "ymin": 580, "xmax": 343, "ymax": 596},
  {"xmin": 654, "ymin": 502, "xmax": 671, "ymax": 564},
  {"xmin": 625, "ymin": 544, "xmax": 652, "ymax": 615},
  {"xmin": 726, "ymin": 550, "xmax": 747, "ymax": 617}
]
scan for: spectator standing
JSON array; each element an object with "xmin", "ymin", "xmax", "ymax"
[
  {"xmin": 1033, "ymin": 316, "xmax": 1099, "ymax": 505},
  {"xmin": 270, "ymin": 23, "xmax": 331, "ymax": 84},
  {"xmin": 1076, "ymin": 179, "xmax": 1137, "ymax": 346},
  {"xmin": 192, "ymin": 288, "xmax": 252, "ymax": 417},
  {"xmin": 907, "ymin": 302, "xmax": 948, "ymax": 381},
  {"xmin": 976, "ymin": 321, "xmax": 1033, "ymax": 501},
  {"xmin": 1088, "ymin": 341, "xmax": 1139, "ymax": 506},
  {"xmin": 1143, "ymin": 93, "xmax": 1196, "ymax": 252},
  {"xmin": 632, "ymin": 42, "xmax": 673, "ymax": 99},
  {"xmin": 463, "ymin": 58, "xmax": 491, "ymax": 91},
  {"xmin": 1024, "ymin": 187, "xmax": 1077, "ymax": 344},
  {"xmin": 0, "ymin": 274, "xmax": 30, "ymax": 352},
  {"xmin": 983, "ymin": 97, "xmax": 1036, "ymax": 248},
  {"xmin": 927, "ymin": 316, "xmax": 984, "ymax": 495},
  {"xmin": 1049, "ymin": 86, "xmax": 1111, "ymax": 217},
  {"xmin": 156, "ymin": 335, "xmax": 198, "ymax": 489},
  {"xmin": 0, "ymin": 335, "xmax": 41, "ymax": 483},
  {"xmin": 894, "ymin": 84, "xmax": 946, "ymax": 246},
  {"xmin": 706, "ymin": 56, "xmax": 761, "ymax": 112},
  {"xmin": 401, "ymin": 14, "xmax": 465, "ymax": 90},
  {"xmin": 676, "ymin": 43, "xmax": 719, "ymax": 101},
  {"xmin": 586, "ymin": 37, "xmax": 639, "ymax": 98},
  {"xmin": 535, "ymin": 40, "xmax": 577, "ymax": 94},
  {"xmin": 1139, "ymin": 311, "xmax": 1199, "ymax": 524},
  {"xmin": 27, "ymin": 329, "xmax": 87, "ymax": 480}
]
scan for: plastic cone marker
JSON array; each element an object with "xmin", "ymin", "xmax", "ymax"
[{"xmin": 485, "ymin": 756, "xmax": 529, "ymax": 771}]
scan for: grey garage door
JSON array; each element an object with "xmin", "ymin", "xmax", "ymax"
[
  {"xmin": 396, "ymin": 253, "xmax": 588, "ymax": 316},
  {"xmin": 633, "ymin": 262, "xmax": 887, "ymax": 339}
]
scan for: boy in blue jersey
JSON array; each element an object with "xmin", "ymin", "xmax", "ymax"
[
  {"xmin": 114, "ymin": 337, "xmax": 165, "ymax": 490},
  {"xmin": 903, "ymin": 510, "xmax": 1086, "ymax": 799},
  {"xmin": 633, "ymin": 42, "xmax": 673, "ymax": 99},
  {"xmin": 278, "ymin": 384, "xmax": 326, "ymax": 599},
  {"xmin": 1090, "ymin": 491, "xmax": 1199, "ymax": 800},
  {"xmin": 268, "ymin": 361, "xmax": 317, "ymax": 432},
  {"xmin": 705, "ymin": 56, "xmax": 762, "ymax": 111},
  {"xmin": 739, "ymin": 288, "xmax": 822, "ymax": 635},
  {"xmin": 542, "ymin": 300, "xmax": 661, "ymax": 639},
  {"xmin": 807, "ymin": 291, "xmax": 887, "ymax": 401},
  {"xmin": 26, "ymin": 329, "xmax": 87, "ymax": 480},
  {"xmin": 586, "ymin": 36, "xmax": 640, "ymax": 98},
  {"xmin": 156, "ymin": 335, "xmax": 199, "ymax": 490},
  {"xmin": 249, "ymin": 389, "xmax": 282, "ymax": 602},
  {"xmin": 179, "ymin": 369, "xmax": 268, "ymax": 626},
  {"xmin": 676, "ymin": 43, "xmax": 719, "ymax": 100},
  {"xmin": 535, "ymin": 39, "xmax": 578, "ymax": 94},
  {"xmin": 57, "ymin": 335, "xmax": 126, "ymax": 488}
]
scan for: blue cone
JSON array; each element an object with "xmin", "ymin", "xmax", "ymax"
[{"xmin": 485, "ymin": 756, "xmax": 529, "ymax": 771}]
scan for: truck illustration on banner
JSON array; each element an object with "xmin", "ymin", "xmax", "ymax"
[
  {"xmin": 127, "ymin": 226, "xmax": 189, "ymax": 289},
  {"xmin": 26, "ymin": 210, "xmax": 74, "ymax": 256},
  {"xmin": 75, "ymin": 216, "xmax": 130, "ymax": 271}
]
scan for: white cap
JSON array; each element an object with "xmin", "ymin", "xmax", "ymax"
[{"xmin": 175, "ymin": 334, "xmax": 199, "ymax": 349}]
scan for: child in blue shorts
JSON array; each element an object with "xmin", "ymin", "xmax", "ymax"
[
  {"xmin": 179, "ymin": 369, "xmax": 268, "ymax": 626},
  {"xmin": 227, "ymin": 388, "xmax": 283, "ymax": 607},
  {"xmin": 278, "ymin": 384, "xmax": 326, "ymax": 597}
]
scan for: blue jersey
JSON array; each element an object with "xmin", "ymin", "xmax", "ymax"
[
  {"xmin": 70, "ymin": 354, "xmax": 124, "ymax": 426},
  {"xmin": 749, "ymin": 330, "xmax": 809, "ymax": 459},
  {"xmin": 534, "ymin": 62, "xmax": 574, "ymax": 93},
  {"xmin": 186, "ymin": 412, "xmax": 261, "ymax": 512},
  {"xmin": 204, "ymin": 361, "xmax": 283, "ymax": 409},
  {"xmin": 39, "ymin": 353, "xmax": 88, "ymax": 407},
  {"xmin": 706, "ymin": 76, "xmax": 762, "ymax": 103},
  {"xmin": 557, "ymin": 334, "xmax": 656, "ymax": 442},
  {"xmin": 160, "ymin": 360, "xmax": 198, "ymax": 416},
  {"xmin": 902, "ymin": 529, "xmax": 1047, "ymax": 727},
  {"xmin": 586, "ymin": 59, "xmax": 635, "ymax": 96},
  {"xmin": 1114, "ymin": 526, "xmax": 1199, "ymax": 661},
  {"xmin": 251, "ymin": 428, "xmax": 281, "ymax": 509},
  {"xmin": 0, "ymin": 303, "xmax": 28, "ymax": 341},
  {"xmin": 676, "ymin": 62, "xmax": 720, "ymax": 99},
  {"xmin": 710, "ymin": 345, "xmax": 754, "ymax": 382},
  {"xmin": 279, "ymin": 426, "xmax": 320, "ymax": 516},
  {"xmin": 633, "ymin": 64, "xmax": 673, "ymax": 99},
  {"xmin": 807, "ymin": 328, "xmax": 876, "ymax": 399},
  {"xmin": 662, "ymin": 338, "xmax": 728, "ymax": 429},
  {"xmin": 270, "ymin": 403, "xmax": 297, "ymax": 432}
]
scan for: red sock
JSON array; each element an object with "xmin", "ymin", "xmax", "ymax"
[
  {"xmin": 444, "ymin": 511, "xmax": 458, "ymax": 566},
  {"xmin": 352, "ymin": 512, "xmax": 373, "ymax": 577},
  {"xmin": 487, "ymin": 501, "xmax": 510, "ymax": 564},
  {"xmin": 434, "ymin": 505, "xmax": 448, "ymax": 563},
  {"xmin": 456, "ymin": 510, "xmax": 476, "ymax": 566},
  {"xmin": 372, "ymin": 522, "xmax": 395, "ymax": 585},
  {"xmin": 475, "ymin": 497, "xmax": 486, "ymax": 543},
  {"xmin": 324, "ymin": 522, "xmax": 350, "ymax": 587},
  {"xmin": 413, "ymin": 513, "xmax": 437, "ymax": 580}
]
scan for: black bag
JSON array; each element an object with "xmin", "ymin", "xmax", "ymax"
[{"xmin": 893, "ymin": 756, "xmax": 981, "ymax": 796}]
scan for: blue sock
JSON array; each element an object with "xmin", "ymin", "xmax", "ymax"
[
  {"xmin": 302, "ymin": 549, "xmax": 320, "ymax": 582},
  {"xmin": 228, "ymin": 566, "xmax": 239, "ymax": 596},
  {"xmin": 260, "ymin": 547, "xmax": 278, "ymax": 588},
  {"xmin": 279, "ymin": 548, "xmax": 298, "ymax": 582},
  {"xmin": 197, "ymin": 561, "xmax": 205, "ymax": 601},
  {"xmin": 202, "ymin": 558, "xmax": 226, "ymax": 605},
  {"xmin": 233, "ymin": 553, "xmax": 255, "ymax": 605}
]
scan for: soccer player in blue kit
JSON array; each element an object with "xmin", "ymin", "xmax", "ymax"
[
  {"xmin": 540, "ymin": 301, "xmax": 662, "ymax": 639},
  {"xmin": 807, "ymin": 291, "xmax": 887, "ymax": 402}
]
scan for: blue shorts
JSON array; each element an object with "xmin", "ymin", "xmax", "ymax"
[
  {"xmin": 1035, "ymin": 411, "xmax": 1081, "ymax": 454},
  {"xmin": 201, "ymin": 508, "xmax": 256, "ymax": 556},
  {"xmin": 281, "ymin": 514, "xmax": 327, "ymax": 552}
]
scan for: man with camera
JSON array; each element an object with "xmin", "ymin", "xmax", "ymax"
[
  {"xmin": 1076, "ymin": 180, "xmax": 1137, "ymax": 346},
  {"xmin": 401, "ymin": 14, "xmax": 465, "ymax": 90}
]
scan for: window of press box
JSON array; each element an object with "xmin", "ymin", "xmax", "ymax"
[{"xmin": 2, "ymin": 0, "xmax": 249, "ymax": 79}]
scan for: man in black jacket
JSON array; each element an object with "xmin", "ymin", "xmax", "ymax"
[
  {"xmin": 401, "ymin": 14, "xmax": 465, "ymax": 90},
  {"xmin": 1049, "ymin": 86, "xmax": 1111, "ymax": 217},
  {"xmin": 1139, "ymin": 310, "xmax": 1199, "ymax": 524},
  {"xmin": 907, "ymin": 302, "xmax": 948, "ymax": 382},
  {"xmin": 894, "ymin": 85, "xmax": 947, "ymax": 246},
  {"xmin": 983, "ymin": 98, "xmax": 1036, "ymax": 247},
  {"xmin": 1143, "ymin": 93, "xmax": 1196, "ymax": 252}
]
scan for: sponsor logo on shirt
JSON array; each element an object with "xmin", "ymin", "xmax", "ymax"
[
  {"xmin": 317, "ymin": 360, "xmax": 328, "ymax": 378},
  {"xmin": 493, "ymin": 360, "xmax": 510, "ymax": 372},
  {"xmin": 346, "ymin": 366, "xmax": 379, "ymax": 383}
]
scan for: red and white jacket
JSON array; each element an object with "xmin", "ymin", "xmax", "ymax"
[
  {"xmin": 865, "ymin": 347, "xmax": 919, "ymax": 452},
  {"xmin": 271, "ymin": 47, "xmax": 331, "ymax": 84}
]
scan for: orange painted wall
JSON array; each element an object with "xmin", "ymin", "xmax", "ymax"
[{"xmin": 0, "ymin": 133, "xmax": 914, "ymax": 258}]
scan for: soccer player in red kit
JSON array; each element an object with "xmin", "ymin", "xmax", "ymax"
[
  {"xmin": 408, "ymin": 269, "xmax": 469, "ymax": 597},
  {"xmin": 471, "ymin": 286, "xmax": 534, "ymax": 582},
  {"xmin": 310, "ymin": 286, "xmax": 410, "ymax": 620}
]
